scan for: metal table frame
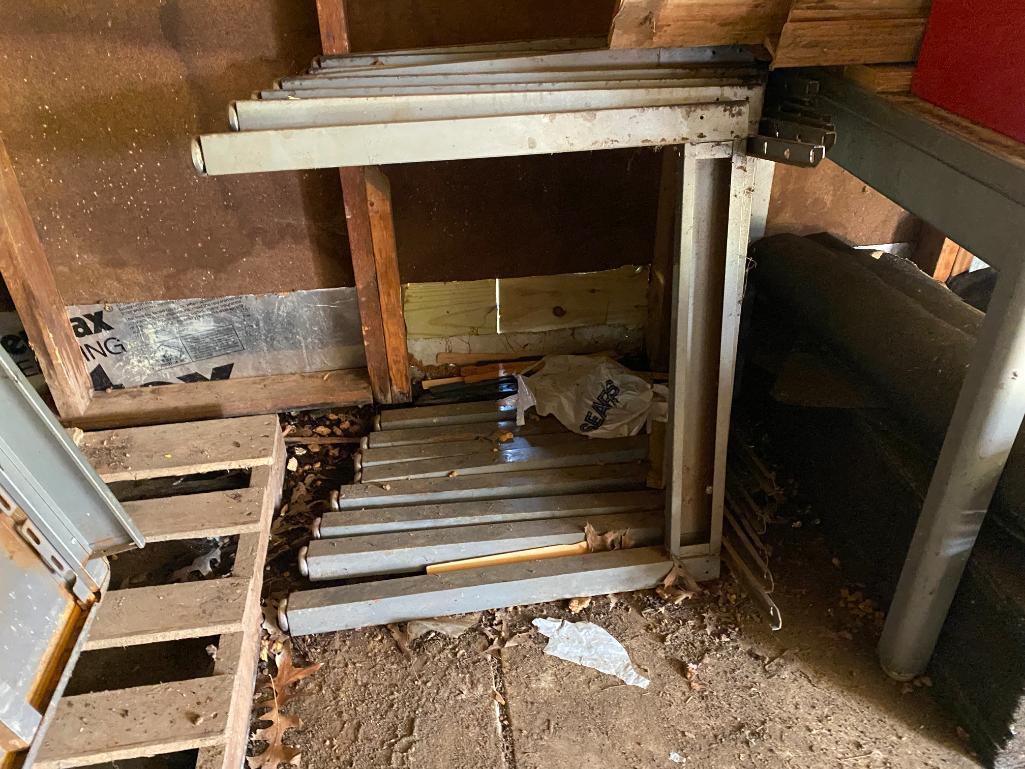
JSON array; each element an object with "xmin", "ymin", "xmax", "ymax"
[{"xmin": 817, "ymin": 71, "xmax": 1025, "ymax": 679}]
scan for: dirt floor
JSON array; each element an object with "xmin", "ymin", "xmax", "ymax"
[{"xmin": 260, "ymin": 410, "xmax": 979, "ymax": 769}]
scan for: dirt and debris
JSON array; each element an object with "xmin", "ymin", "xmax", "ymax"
[{"xmin": 261, "ymin": 408, "xmax": 977, "ymax": 768}]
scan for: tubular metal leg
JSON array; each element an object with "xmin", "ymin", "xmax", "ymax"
[{"xmin": 878, "ymin": 261, "xmax": 1025, "ymax": 679}]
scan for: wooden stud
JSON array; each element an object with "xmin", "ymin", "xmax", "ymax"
[
  {"xmin": 0, "ymin": 137, "xmax": 92, "ymax": 418},
  {"xmin": 315, "ymin": 2, "xmax": 410, "ymax": 406}
]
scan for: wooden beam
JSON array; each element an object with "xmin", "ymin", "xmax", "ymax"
[
  {"xmin": 0, "ymin": 137, "xmax": 91, "ymax": 417},
  {"xmin": 315, "ymin": 0, "xmax": 350, "ymax": 54},
  {"xmin": 843, "ymin": 63, "xmax": 915, "ymax": 93},
  {"xmin": 67, "ymin": 368, "xmax": 372, "ymax": 429},
  {"xmin": 315, "ymin": 2, "xmax": 410, "ymax": 406}
]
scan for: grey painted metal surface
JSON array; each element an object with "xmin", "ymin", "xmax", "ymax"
[
  {"xmin": 193, "ymin": 101, "xmax": 750, "ymax": 176},
  {"xmin": 0, "ymin": 348, "xmax": 133, "ymax": 755},
  {"xmin": 816, "ymin": 71, "xmax": 1025, "ymax": 274},
  {"xmin": 303, "ymin": 512, "xmax": 662, "ymax": 580},
  {"xmin": 315, "ymin": 490, "xmax": 665, "ymax": 538},
  {"xmin": 878, "ymin": 262, "xmax": 1025, "ymax": 679},
  {"xmin": 0, "ymin": 349, "xmax": 140, "ymax": 598},
  {"xmin": 332, "ymin": 464, "xmax": 648, "ymax": 510},
  {"xmin": 357, "ymin": 431, "xmax": 587, "ymax": 467},
  {"xmin": 377, "ymin": 400, "xmax": 512, "ymax": 429},
  {"xmin": 285, "ymin": 548, "xmax": 712, "ymax": 634},
  {"xmin": 314, "ymin": 46, "xmax": 755, "ymax": 74},
  {"xmin": 816, "ymin": 69, "xmax": 1025, "ymax": 677},
  {"xmin": 258, "ymin": 78, "xmax": 752, "ymax": 100},
  {"xmin": 230, "ymin": 85, "xmax": 755, "ymax": 131},
  {"xmin": 360, "ymin": 435, "xmax": 648, "ymax": 482},
  {"xmin": 363, "ymin": 418, "xmax": 565, "ymax": 448}
]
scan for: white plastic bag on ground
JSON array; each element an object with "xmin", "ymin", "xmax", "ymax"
[{"xmin": 512, "ymin": 355, "xmax": 653, "ymax": 437}]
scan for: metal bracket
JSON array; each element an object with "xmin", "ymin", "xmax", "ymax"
[{"xmin": 748, "ymin": 74, "xmax": 834, "ymax": 168}]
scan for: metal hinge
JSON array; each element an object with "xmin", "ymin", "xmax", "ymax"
[{"xmin": 747, "ymin": 74, "xmax": 835, "ymax": 168}]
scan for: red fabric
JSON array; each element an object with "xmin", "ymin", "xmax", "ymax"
[{"xmin": 912, "ymin": 0, "xmax": 1025, "ymax": 144}]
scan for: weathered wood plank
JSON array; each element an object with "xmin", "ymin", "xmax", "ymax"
[
  {"xmin": 286, "ymin": 547, "xmax": 719, "ymax": 634},
  {"xmin": 360, "ymin": 435, "xmax": 648, "ymax": 482},
  {"xmin": 84, "ymin": 578, "xmax": 248, "ymax": 650},
  {"xmin": 773, "ymin": 18, "xmax": 926, "ymax": 67},
  {"xmin": 377, "ymin": 400, "xmax": 511, "ymax": 429},
  {"xmin": 82, "ymin": 415, "xmax": 279, "ymax": 482},
  {"xmin": 35, "ymin": 676, "xmax": 234, "ymax": 768},
  {"xmin": 305, "ymin": 512, "xmax": 663, "ymax": 579},
  {"xmin": 120, "ymin": 486, "xmax": 264, "ymax": 542},
  {"xmin": 843, "ymin": 63, "xmax": 915, "ymax": 93},
  {"xmin": 0, "ymin": 136, "xmax": 92, "ymax": 418},
  {"xmin": 364, "ymin": 167, "xmax": 412, "ymax": 404},
  {"xmin": 317, "ymin": 489, "xmax": 665, "ymax": 537},
  {"xmin": 609, "ymin": 0, "xmax": 792, "ymax": 49},
  {"xmin": 71, "ymin": 370, "xmax": 371, "ymax": 430},
  {"xmin": 334, "ymin": 463, "xmax": 649, "ymax": 510}
]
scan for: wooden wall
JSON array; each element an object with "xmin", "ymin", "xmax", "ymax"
[
  {"xmin": 0, "ymin": 0, "xmax": 623, "ymax": 308},
  {"xmin": 1, "ymin": 0, "xmax": 915, "ymax": 313}
]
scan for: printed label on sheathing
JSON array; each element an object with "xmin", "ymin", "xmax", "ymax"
[{"xmin": 0, "ymin": 287, "xmax": 365, "ymax": 394}]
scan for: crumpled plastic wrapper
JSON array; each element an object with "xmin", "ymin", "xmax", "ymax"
[{"xmin": 532, "ymin": 617, "xmax": 650, "ymax": 689}]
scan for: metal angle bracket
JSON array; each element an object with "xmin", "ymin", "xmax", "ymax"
[{"xmin": 748, "ymin": 73, "xmax": 834, "ymax": 168}]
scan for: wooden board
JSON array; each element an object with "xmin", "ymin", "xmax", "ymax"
[
  {"xmin": 34, "ymin": 676, "xmax": 235, "ymax": 768},
  {"xmin": 609, "ymin": 0, "xmax": 792, "ymax": 48},
  {"xmin": 773, "ymin": 18, "xmax": 926, "ymax": 67},
  {"xmin": 70, "ymin": 369, "xmax": 373, "ymax": 430},
  {"xmin": 0, "ymin": 137, "xmax": 92, "ymax": 418},
  {"xmin": 83, "ymin": 579, "xmax": 248, "ymax": 650},
  {"xmin": 499, "ymin": 265, "xmax": 648, "ymax": 333},
  {"xmin": 317, "ymin": 489, "xmax": 666, "ymax": 537},
  {"xmin": 403, "ymin": 278, "xmax": 498, "ymax": 338},
  {"xmin": 286, "ymin": 547, "xmax": 707, "ymax": 634},
  {"xmin": 843, "ymin": 63, "xmax": 915, "ymax": 93},
  {"xmin": 34, "ymin": 417, "xmax": 285, "ymax": 769},
  {"xmin": 364, "ymin": 417, "xmax": 567, "ymax": 448},
  {"xmin": 787, "ymin": 0, "xmax": 930, "ymax": 20},
  {"xmin": 82, "ymin": 415, "xmax": 279, "ymax": 482},
  {"xmin": 334, "ymin": 463, "xmax": 648, "ymax": 509},
  {"xmin": 305, "ymin": 512, "xmax": 663, "ymax": 579},
  {"xmin": 403, "ymin": 266, "xmax": 648, "ymax": 338},
  {"xmin": 121, "ymin": 486, "xmax": 265, "ymax": 542},
  {"xmin": 360, "ymin": 435, "xmax": 648, "ymax": 482}
]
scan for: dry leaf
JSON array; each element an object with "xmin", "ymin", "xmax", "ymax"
[
  {"xmin": 247, "ymin": 642, "xmax": 321, "ymax": 769},
  {"xmin": 656, "ymin": 562, "xmax": 702, "ymax": 605},
  {"xmin": 685, "ymin": 662, "xmax": 705, "ymax": 691},
  {"xmin": 568, "ymin": 596, "xmax": 591, "ymax": 613},
  {"xmin": 490, "ymin": 430, "xmax": 515, "ymax": 443},
  {"xmin": 584, "ymin": 523, "xmax": 635, "ymax": 553}
]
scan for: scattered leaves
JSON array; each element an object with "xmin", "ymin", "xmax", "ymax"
[
  {"xmin": 248, "ymin": 642, "xmax": 322, "ymax": 769},
  {"xmin": 657, "ymin": 562, "xmax": 702, "ymax": 605}
]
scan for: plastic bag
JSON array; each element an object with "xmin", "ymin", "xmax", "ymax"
[{"xmin": 511, "ymin": 355, "xmax": 653, "ymax": 437}]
